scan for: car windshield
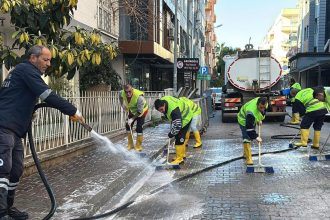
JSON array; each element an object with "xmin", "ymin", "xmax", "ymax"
[{"xmin": 211, "ymin": 88, "xmax": 222, "ymax": 93}]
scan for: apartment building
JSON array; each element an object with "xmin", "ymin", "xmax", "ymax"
[
  {"xmin": 289, "ymin": 0, "xmax": 330, "ymax": 87},
  {"xmin": 204, "ymin": 0, "xmax": 217, "ymax": 86},
  {"xmin": 118, "ymin": 0, "xmax": 207, "ymax": 92},
  {"xmin": 261, "ymin": 8, "xmax": 299, "ymax": 75}
]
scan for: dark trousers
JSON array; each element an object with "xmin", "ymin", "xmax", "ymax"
[
  {"xmin": 175, "ymin": 121, "xmax": 192, "ymax": 145},
  {"xmin": 292, "ymin": 100, "xmax": 306, "ymax": 115},
  {"xmin": 300, "ymin": 109, "xmax": 327, "ymax": 131},
  {"xmin": 0, "ymin": 128, "xmax": 24, "ymax": 215},
  {"xmin": 126, "ymin": 114, "xmax": 146, "ymax": 134}
]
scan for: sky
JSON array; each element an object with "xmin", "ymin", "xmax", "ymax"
[{"xmin": 214, "ymin": 0, "xmax": 298, "ymax": 49}]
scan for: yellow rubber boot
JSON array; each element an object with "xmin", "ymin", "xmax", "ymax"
[
  {"xmin": 311, "ymin": 130, "xmax": 321, "ymax": 149},
  {"xmin": 184, "ymin": 132, "xmax": 190, "ymax": 147},
  {"xmin": 244, "ymin": 142, "xmax": 253, "ymax": 165},
  {"xmin": 127, "ymin": 133, "xmax": 134, "ymax": 150},
  {"xmin": 294, "ymin": 129, "xmax": 309, "ymax": 147},
  {"xmin": 135, "ymin": 135, "xmax": 143, "ymax": 152},
  {"xmin": 171, "ymin": 144, "xmax": 185, "ymax": 165},
  {"xmin": 193, "ymin": 131, "xmax": 202, "ymax": 148},
  {"xmin": 243, "ymin": 142, "xmax": 248, "ymax": 158},
  {"xmin": 289, "ymin": 113, "xmax": 300, "ymax": 125}
]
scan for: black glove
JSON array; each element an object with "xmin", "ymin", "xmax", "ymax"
[
  {"xmin": 247, "ymin": 130, "xmax": 258, "ymax": 140},
  {"xmin": 168, "ymin": 132, "xmax": 174, "ymax": 138}
]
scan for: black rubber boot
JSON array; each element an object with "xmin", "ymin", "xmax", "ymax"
[
  {"xmin": 7, "ymin": 191, "xmax": 28, "ymax": 220},
  {"xmin": 7, "ymin": 207, "xmax": 28, "ymax": 220},
  {"xmin": 0, "ymin": 188, "xmax": 11, "ymax": 220}
]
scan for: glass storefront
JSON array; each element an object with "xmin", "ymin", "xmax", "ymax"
[{"xmin": 125, "ymin": 58, "xmax": 150, "ymax": 91}]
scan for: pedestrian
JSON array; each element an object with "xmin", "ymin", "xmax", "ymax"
[
  {"xmin": 119, "ymin": 84, "xmax": 148, "ymax": 152},
  {"xmin": 180, "ymin": 97, "xmax": 202, "ymax": 148},
  {"xmin": 237, "ymin": 97, "xmax": 268, "ymax": 165},
  {"xmin": 288, "ymin": 78, "xmax": 302, "ymax": 124},
  {"xmin": 293, "ymin": 87, "xmax": 328, "ymax": 149},
  {"xmin": 0, "ymin": 45, "xmax": 85, "ymax": 220},
  {"xmin": 154, "ymin": 96, "xmax": 193, "ymax": 165}
]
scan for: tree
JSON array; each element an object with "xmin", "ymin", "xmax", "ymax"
[
  {"xmin": 0, "ymin": 0, "xmax": 118, "ymax": 81},
  {"xmin": 211, "ymin": 43, "xmax": 240, "ymax": 87}
]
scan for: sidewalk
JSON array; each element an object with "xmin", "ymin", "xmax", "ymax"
[{"xmin": 15, "ymin": 111, "xmax": 330, "ymax": 219}]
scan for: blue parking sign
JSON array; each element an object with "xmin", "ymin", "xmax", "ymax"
[{"xmin": 201, "ymin": 66, "xmax": 208, "ymax": 75}]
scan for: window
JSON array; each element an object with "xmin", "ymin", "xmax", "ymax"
[{"xmin": 98, "ymin": 0, "xmax": 118, "ymax": 36}]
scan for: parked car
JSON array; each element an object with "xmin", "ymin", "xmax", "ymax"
[{"xmin": 203, "ymin": 87, "xmax": 222, "ymax": 110}]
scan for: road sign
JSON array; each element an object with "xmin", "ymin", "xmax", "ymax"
[
  {"xmin": 177, "ymin": 58, "xmax": 199, "ymax": 72},
  {"xmin": 197, "ymin": 66, "xmax": 211, "ymax": 80}
]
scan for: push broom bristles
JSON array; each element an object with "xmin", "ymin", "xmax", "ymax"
[{"xmin": 155, "ymin": 139, "xmax": 181, "ymax": 170}]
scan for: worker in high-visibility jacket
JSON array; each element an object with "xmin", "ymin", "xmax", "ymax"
[
  {"xmin": 154, "ymin": 96, "xmax": 193, "ymax": 165},
  {"xmin": 289, "ymin": 78, "xmax": 302, "ymax": 124},
  {"xmin": 237, "ymin": 97, "xmax": 268, "ymax": 165},
  {"xmin": 119, "ymin": 84, "xmax": 148, "ymax": 152},
  {"xmin": 293, "ymin": 87, "xmax": 328, "ymax": 148},
  {"xmin": 180, "ymin": 97, "xmax": 202, "ymax": 149}
]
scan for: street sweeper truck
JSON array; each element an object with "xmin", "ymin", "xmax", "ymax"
[{"xmin": 221, "ymin": 44, "xmax": 287, "ymax": 123}]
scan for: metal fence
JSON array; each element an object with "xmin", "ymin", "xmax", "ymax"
[
  {"xmin": 23, "ymin": 91, "xmax": 165, "ymax": 157},
  {"xmin": 23, "ymin": 90, "xmax": 209, "ymax": 157}
]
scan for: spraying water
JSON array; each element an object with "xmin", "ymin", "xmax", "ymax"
[
  {"xmin": 91, "ymin": 130, "xmax": 119, "ymax": 153},
  {"xmin": 90, "ymin": 130, "xmax": 149, "ymax": 166}
]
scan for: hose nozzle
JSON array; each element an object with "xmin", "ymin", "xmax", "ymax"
[{"xmin": 80, "ymin": 121, "xmax": 93, "ymax": 132}]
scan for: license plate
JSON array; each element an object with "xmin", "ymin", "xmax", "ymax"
[{"xmin": 225, "ymin": 107, "xmax": 238, "ymax": 110}]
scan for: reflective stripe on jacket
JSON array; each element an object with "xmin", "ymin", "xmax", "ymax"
[
  {"xmin": 120, "ymin": 88, "xmax": 148, "ymax": 116},
  {"xmin": 179, "ymin": 97, "xmax": 201, "ymax": 117},
  {"xmin": 237, "ymin": 97, "xmax": 266, "ymax": 127},
  {"xmin": 295, "ymin": 88, "xmax": 326, "ymax": 113},
  {"xmin": 161, "ymin": 96, "xmax": 193, "ymax": 127}
]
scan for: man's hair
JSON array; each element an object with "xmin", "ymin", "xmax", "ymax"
[
  {"xmin": 27, "ymin": 45, "xmax": 46, "ymax": 58},
  {"xmin": 154, "ymin": 99, "xmax": 165, "ymax": 109},
  {"xmin": 313, "ymin": 86, "xmax": 325, "ymax": 98},
  {"xmin": 257, "ymin": 97, "xmax": 267, "ymax": 105},
  {"xmin": 290, "ymin": 78, "xmax": 296, "ymax": 85},
  {"xmin": 123, "ymin": 84, "xmax": 132, "ymax": 90}
]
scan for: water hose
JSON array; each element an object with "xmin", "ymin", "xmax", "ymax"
[
  {"xmin": 28, "ymin": 106, "xmax": 303, "ymax": 219},
  {"xmin": 28, "ymin": 104, "xmax": 93, "ymax": 220}
]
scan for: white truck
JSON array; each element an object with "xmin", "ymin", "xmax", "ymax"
[{"xmin": 221, "ymin": 46, "xmax": 287, "ymax": 123}]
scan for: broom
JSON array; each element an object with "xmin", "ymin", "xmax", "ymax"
[
  {"xmin": 246, "ymin": 124, "xmax": 274, "ymax": 174},
  {"xmin": 155, "ymin": 139, "xmax": 180, "ymax": 170},
  {"xmin": 309, "ymin": 133, "xmax": 330, "ymax": 161}
]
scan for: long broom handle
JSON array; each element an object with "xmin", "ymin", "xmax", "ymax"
[
  {"xmin": 166, "ymin": 139, "xmax": 171, "ymax": 164},
  {"xmin": 258, "ymin": 124, "xmax": 262, "ymax": 166},
  {"xmin": 320, "ymin": 132, "xmax": 330, "ymax": 154}
]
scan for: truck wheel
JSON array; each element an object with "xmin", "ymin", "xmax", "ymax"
[
  {"xmin": 222, "ymin": 111, "xmax": 230, "ymax": 123},
  {"xmin": 274, "ymin": 115, "xmax": 286, "ymax": 122}
]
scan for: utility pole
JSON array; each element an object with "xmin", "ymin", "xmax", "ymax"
[{"xmin": 173, "ymin": 0, "xmax": 178, "ymax": 93}]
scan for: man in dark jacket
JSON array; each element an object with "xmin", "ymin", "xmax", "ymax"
[{"xmin": 0, "ymin": 45, "xmax": 84, "ymax": 220}]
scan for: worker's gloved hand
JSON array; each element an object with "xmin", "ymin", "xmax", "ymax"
[
  {"xmin": 256, "ymin": 137, "xmax": 262, "ymax": 143},
  {"xmin": 168, "ymin": 132, "xmax": 174, "ymax": 138},
  {"xmin": 127, "ymin": 118, "xmax": 134, "ymax": 126},
  {"xmin": 258, "ymin": 121, "xmax": 262, "ymax": 126},
  {"xmin": 70, "ymin": 110, "xmax": 85, "ymax": 123}
]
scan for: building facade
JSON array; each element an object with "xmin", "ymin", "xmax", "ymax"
[
  {"xmin": 289, "ymin": 0, "xmax": 330, "ymax": 88},
  {"xmin": 204, "ymin": 0, "xmax": 217, "ymax": 87},
  {"xmin": 261, "ymin": 8, "xmax": 299, "ymax": 75},
  {"xmin": 118, "ymin": 0, "xmax": 208, "ymax": 93}
]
